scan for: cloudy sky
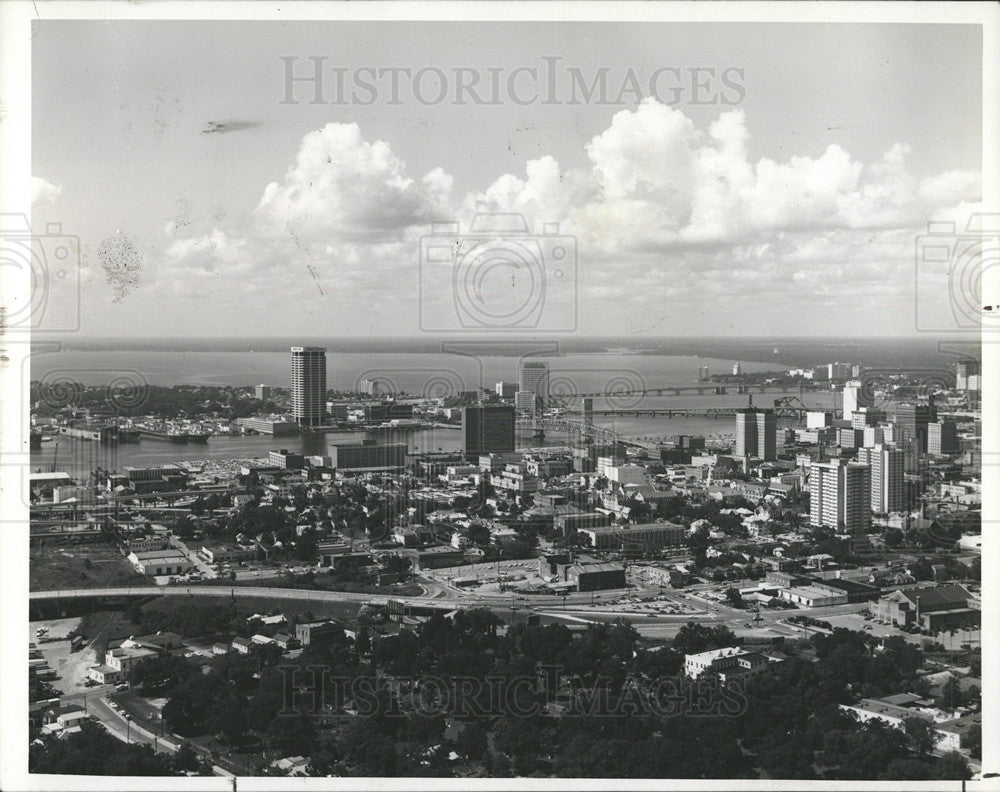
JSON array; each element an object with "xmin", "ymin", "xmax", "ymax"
[{"xmin": 31, "ymin": 20, "xmax": 983, "ymax": 338}]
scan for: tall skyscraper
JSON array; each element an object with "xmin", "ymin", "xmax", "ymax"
[
  {"xmin": 894, "ymin": 403, "xmax": 937, "ymax": 453},
  {"xmin": 514, "ymin": 390, "xmax": 537, "ymax": 414},
  {"xmin": 734, "ymin": 408, "xmax": 777, "ymax": 460},
  {"xmin": 462, "ymin": 405, "xmax": 516, "ymax": 454},
  {"xmin": 519, "ymin": 361, "xmax": 550, "ymax": 410},
  {"xmin": 290, "ymin": 346, "xmax": 327, "ymax": 428},
  {"xmin": 732, "ymin": 362, "xmax": 742, "ymax": 376},
  {"xmin": 698, "ymin": 365, "xmax": 710, "ymax": 380},
  {"xmin": 255, "ymin": 384, "xmax": 271, "ymax": 401},
  {"xmin": 809, "ymin": 458, "xmax": 871, "ymax": 532},
  {"xmin": 842, "ymin": 380, "xmax": 865, "ymax": 419},
  {"xmin": 857, "ymin": 445, "xmax": 905, "ymax": 514},
  {"xmin": 928, "ymin": 420, "xmax": 959, "ymax": 455}
]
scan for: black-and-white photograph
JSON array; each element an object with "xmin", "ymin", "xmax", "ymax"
[{"xmin": 1, "ymin": 2, "xmax": 996, "ymax": 789}]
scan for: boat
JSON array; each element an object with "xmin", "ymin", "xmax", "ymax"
[{"xmin": 141, "ymin": 429, "xmax": 189, "ymax": 443}]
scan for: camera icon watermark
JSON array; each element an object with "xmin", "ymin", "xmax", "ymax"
[
  {"xmin": 354, "ymin": 367, "xmax": 470, "ymax": 401},
  {"xmin": 547, "ymin": 367, "xmax": 648, "ymax": 411},
  {"xmin": 915, "ymin": 212, "xmax": 1000, "ymax": 333},
  {"xmin": 33, "ymin": 368, "xmax": 150, "ymax": 414},
  {"xmin": 0, "ymin": 212, "xmax": 81, "ymax": 333},
  {"xmin": 855, "ymin": 367, "xmax": 955, "ymax": 415},
  {"xmin": 419, "ymin": 213, "xmax": 577, "ymax": 333}
]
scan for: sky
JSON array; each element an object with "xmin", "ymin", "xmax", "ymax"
[{"xmin": 29, "ymin": 20, "xmax": 985, "ymax": 339}]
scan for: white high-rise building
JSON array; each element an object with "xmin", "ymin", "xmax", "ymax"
[
  {"xmin": 809, "ymin": 458, "xmax": 871, "ymax": 532},
  {"xmin": 862, "ymin": 426, "xmax": 884, "ymax": 448},
  {"xmin": 857, "ymin": 445, "xmax": 905, "ymax": 514},
  {"xmin": 519, "ymin": 361, "xmax": 550, "ymax": 410},
  {"xmin": 290, "ymin": 346, "xmax": 327, "ymax": 428},
  {"xmin": 842, "ymin": 380, "xmax": 864, "ymax": 419}
]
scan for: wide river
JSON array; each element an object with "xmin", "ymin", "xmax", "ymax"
[{"xmin": 28, "ymin": 350, "xmax": 836, "ymax": 478}]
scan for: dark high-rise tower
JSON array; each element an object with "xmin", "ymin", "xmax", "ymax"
[
  {"xmin": 291, "ymin": 346, "xmax": 327, "ymax": 428},
  {"xmin": 734, "ymin": 407, "xmax": 777, "ymax": 461},
  {"xmin": 462, "ymin": 405, "xmax": 516, "ymax": 455}
]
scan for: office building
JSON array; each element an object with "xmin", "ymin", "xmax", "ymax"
[
  {"xmin": 290, "ymin": 346, "xmax": 327, "ymax": 428},
  {"xmin": 806, "ymin": 411, "xmax": 833, "ymax": 429},
  {"xmin": 735, "ymin": 408, "xmax": 777, "ymax": 460},
  {"xmin": 519, "ymin": 361, "xmax": 550, "ymax": 409},
  {"xmin": 495, "ymin": 382, "xmax": 518, "ymax": 400},
  {"xmin": 842, "ymin": 380, "xmax": 864, "ymax": 418},
  {"xmin": 461, "ymin": 405, "xmax": 516, "ymax": 455},
  {"xmin": 582, "ymin": 396, "xmax": 594, "ymax": 425},
  {"xmin": 514, "ymin": 390, "xmax": 537, "ymax": 414},
  {"xmin": 732, "ymin": 362, "xmax": 742, "ymax": 376},
  {"xmin": 956, "ymin": 360, "xmax": 981, "ymax": 391},
  {"xmin": 828, "ymin": 362, "xmax": 849, "ymax": 382},
  {"xmin": 268, "ymin": 449, "xmax": 305, "ymax": 469},
  {"xmin": 672, "ymin": 435, "xmax": 706, "ymax": 450},
  {"xmin": 255, "ymin": 384, "xmax": 271, "ymax": 401},
  {"xmin": 236, "ymin": 417, "xmax": 298, "ymax": 435},
  {"xmin": 928, "ymin": 421, "xmax": 959, "ymax": 455},
  {"xmin": 327, "ymin": 441, "xmax": 407, "ymax": 471},
  {"xmin": 862, "ymin": 426, "xmax": 885, "ymax": 448},
  {"xmin": 809, "ymin": 458, "xmax": 871, "ymax": 532},
  {"xmin": 698, "ymin": 365, "xmax": 710, "ymax": 380},
  {"xmin": 364, "ymin": 403, "xmax": 414, "ymax": 423},
  {"xmin": 857, "ymin": 445, "xmax": 905, "ymax": 514},
  {"xmin": 851, "ymin": 408, "xmax": 880, "ymax": 429},
  {"xmin": 894, "ymin": 403, "xmax": 937, "ymax": 453},
  {"xmin": 837, "ymin": 428, "xmax": 863, "ymax": 449}
]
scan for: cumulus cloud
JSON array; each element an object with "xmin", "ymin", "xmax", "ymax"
[
  {"xmin": 31, "ymin": 176, "xmax": 62, "ymax": 205},
  {"xmin": 254, "ymin": 122, "xmax": 450, "ymax": 242},
  {"xmin": 154, "ymin": 103, "xmax": 981, "ymax": 327}
]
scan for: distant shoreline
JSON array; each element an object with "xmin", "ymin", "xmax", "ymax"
[{"xmin": 29, "ymin": 335, "xmax": 976, "ymax": 369}]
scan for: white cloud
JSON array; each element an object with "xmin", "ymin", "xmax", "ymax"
[
  {"xmin": 152, "ymin": 105, "xmax": 981, "ymax": 330},
  {"xmin": 254, "ymin": 122, "xmax": 450, "ymax": 243},
  {"xmin": 31, "ymin": 176, "xmax": 62, "ymax": 205}
]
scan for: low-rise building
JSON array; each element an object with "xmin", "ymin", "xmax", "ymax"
[
  {"xmin": 684, "ymin": 646, "xmax": 780, "ymax": 683},
  {"xmin": 871, "ymin": 584, "xmax": 979, "ymax": 631},
  {"xmin": 933, "ymin": 712, "xmax": 982, "ymax": 752},
  {"xmin": 294, "ymin": 621, "xmax": 343, "ymax": 646},
  {"xmin": 201, "ymin": 544, "xmax": 253, "ymax": 564},
  {"xmin": 128, "ymin": 549, "xmax": 192, "ymax": 577},
  {"xmin": 565, "ymin": 562, "xmax": 626, "ymax": 592}
]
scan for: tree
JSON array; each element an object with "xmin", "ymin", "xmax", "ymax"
[
  {"xmin": 903, "ymin": 716, "xmax": 936, "ymax": 757},
  {"xmin": 724, "ymin": 587, "xmax": 744, "ymax": 608},
  {"xmin": 454, "ymin": 722, "xmax": 488, "ymax": 760},
  {"xmin": 466, "ymin": 523, "xmax": 490, "ymax": 545},
  {"xmin": 672, "ymin": 623, "xmax": 736, "ymax": 655},
  {"xmin": 172, "ymin": 743, "xmax": 201, "ymax": 773},
  {"xmin": 266, "ymin": 713, "xmax": 317, "ymax": 754},
  {"xmin": 127, "ymin": 654, "xmax": 198, "ymax": 693},
  {"xmin": 936, "ymin": 675, "xmax": 964, "ymax": 711},
  {"xmin": 931, "ymin": 751, "xmax": 972, "ymax": 780},
  {"xmin": 355, "ymin": 626, "xmax": 371, "ymax": 655}
]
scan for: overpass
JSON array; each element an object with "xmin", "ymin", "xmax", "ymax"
[{"xmin": 28, "ymin": 582, "xmax": 657, "ymax": 618}]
